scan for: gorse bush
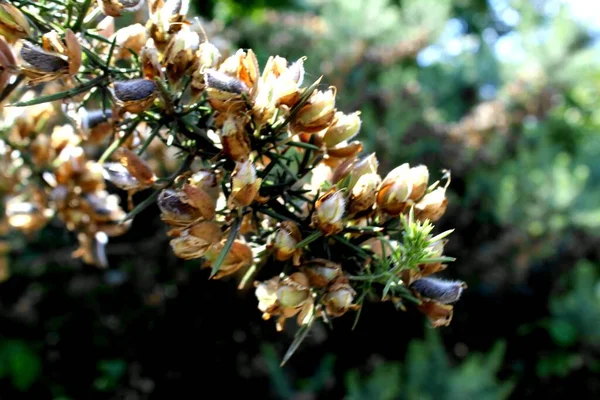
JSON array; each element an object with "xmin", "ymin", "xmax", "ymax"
[{"xmin": 0, "ymin": 0, "xmax": 464, "ymax": 363}]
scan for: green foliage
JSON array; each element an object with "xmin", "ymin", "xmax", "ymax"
[
  {"xmin": 0, "ymin": 339, "xmax": 42, "ymax": 391},
  {"xmin": 345, "ymin": 329, "xmax": 514, "ymax": 400}
]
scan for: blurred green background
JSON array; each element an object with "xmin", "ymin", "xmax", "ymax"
[{"xmin": 3, "ymin": 0, "xmax": 600, "ymax": 398}]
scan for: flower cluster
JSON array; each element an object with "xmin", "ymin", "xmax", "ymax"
[{"xmin": 0, "ymin": 0, "xmax": 465, "ymax": 362}]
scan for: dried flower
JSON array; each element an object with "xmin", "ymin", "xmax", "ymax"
[
  {"xmin": 290, "ymin": 87, "xmax": 336, "ymax": 134},
  {"xmin": 273, "ymin": 221, "xmax": 301, "ymax": 263},
  {"xmin": 98, "ymin": 0, "xmax": 145, "ymax": 17},
  {"xmin": 313, "ymin": 189, "xmax": 345, "ymax": 235},
  {"xmin": 229, "ymin": 160, "xmax": 262, "ymax": 208},
  {"xmin": 0, "ymin": 0, "xmax": 30, "ymax": 42}
]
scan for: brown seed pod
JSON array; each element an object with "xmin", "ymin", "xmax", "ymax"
[
  {"xmin": 112, "ymin": 147, "xmax": 155, "ymax": 187},
  {"xmin": 110, "ymin": 79, "xmax": 157, "ymax": 114}
]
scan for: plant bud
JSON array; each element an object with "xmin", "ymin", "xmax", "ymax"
[
  {"xmin": 220, "ymin": 114, "xmax": 251, "ymax": 162},
  {"xmin": 302, "ymin": 259, "xmax": 342, "ymax": 288},
  {"xmin": 111, "ymin": 23, "xmax": 147, "ymax": 60},
  {"xmin": 408, "ymin": 165, "xmax": 429, "ymax": 201},
  {"xmin": 290, "ymin": 87, "xmax": 337, "ymax": 134},
  {"xmin": 313, "ymin": 189, "xmax": 345, "ymax": 235},
  {"xmin": 157, "ymin": 189, "xmax": 201, "ymax": 226},
  {"xmin": 415, "ymin": 187, "xmax": 448, "ymax": 222},
  {"xmin": 204, "ymin": 240, "xmax": 253, "ymax": 279},
  {"xmin": 349, "ymin": 173, "xmax": 381, "ymax": 214},
  {"xmin": 324, "ymin": 278, "xmax": 357, "ymax": 317},
  {"xmin": 410, "ymin": 277, "xmax": 466, "ymax": 304},
  {"xmin": 170, "ymin": 221, "xmax": 221, "ymax": 259},
  {"xmin": 163, "ymin": 26, "xmax": 200, "ymax": 83},
  {"xmin": 20, "ymin": 42, "xmax": 68, "ymax": 73},
  {"xmin": 323, "ymin": 111, "xmax": 361, "ymax": 148},
  {"xmin": 97, "ymin": 0, "xmax": 145, "ymax": 17},
  {"xmin": 229, "ymin": 160, "xmax": 262, "ymax": 207},
  {"xmin": 0, "ymin": 0, "xmax": 31, "ymax": 42},
  {"xmin": 111, "ymin": 79, "xmax": 157, "ymax": 113},
  {"xmin": 274, "ymin": 221, "xmax": 301, "ymax": 262},
  {"xmin": 376, "ymin": 163, "xmax": 412, "ymax": 215}
]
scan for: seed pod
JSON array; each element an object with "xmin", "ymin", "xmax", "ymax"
[
  {"xmin": 410, "ymin": 277, "xmax": 466, "ymax": 304},
  {"xmin": 414, "ymin": 187, "xmax": 448, "ymax": 222},
  {"xmin": 20, "ymin": 42, "xmax": 68, "ymax": 73},
  {"xmin": 312, "ymin": 189, "xmax": 345, "ymax": 235},
  {"xmin": 205, "ymin": 69, "xmax": 248, "ymax": 94},
  {"xmin": 111, "ymin": 79, "xmax": 157, "ymax": 114},
  {"xmin": 77, "ymin": 108, "xmax": 114, "ymax": 143},
  {"xmin": 0, "ymin": 0, "xmax": 31, "ymax": 42},
  {"xmin": 97, "ymin": 0, "xmax": 145, "ymax": 17}
]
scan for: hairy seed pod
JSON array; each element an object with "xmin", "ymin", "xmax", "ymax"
[
  {"xmin": 111, "ymin": 79, "xmax": 157, "ymax": 113},
  {"xmin": 205, "ymin": 69, "xmax": 248, "ymax": 94},
  {"xmin": 410, "ymin": 277, "xmax": 467, "ymax": 304},
  {"xmin": 20, "ymin": 42, "xmax": 68, "ymax": 72}
]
